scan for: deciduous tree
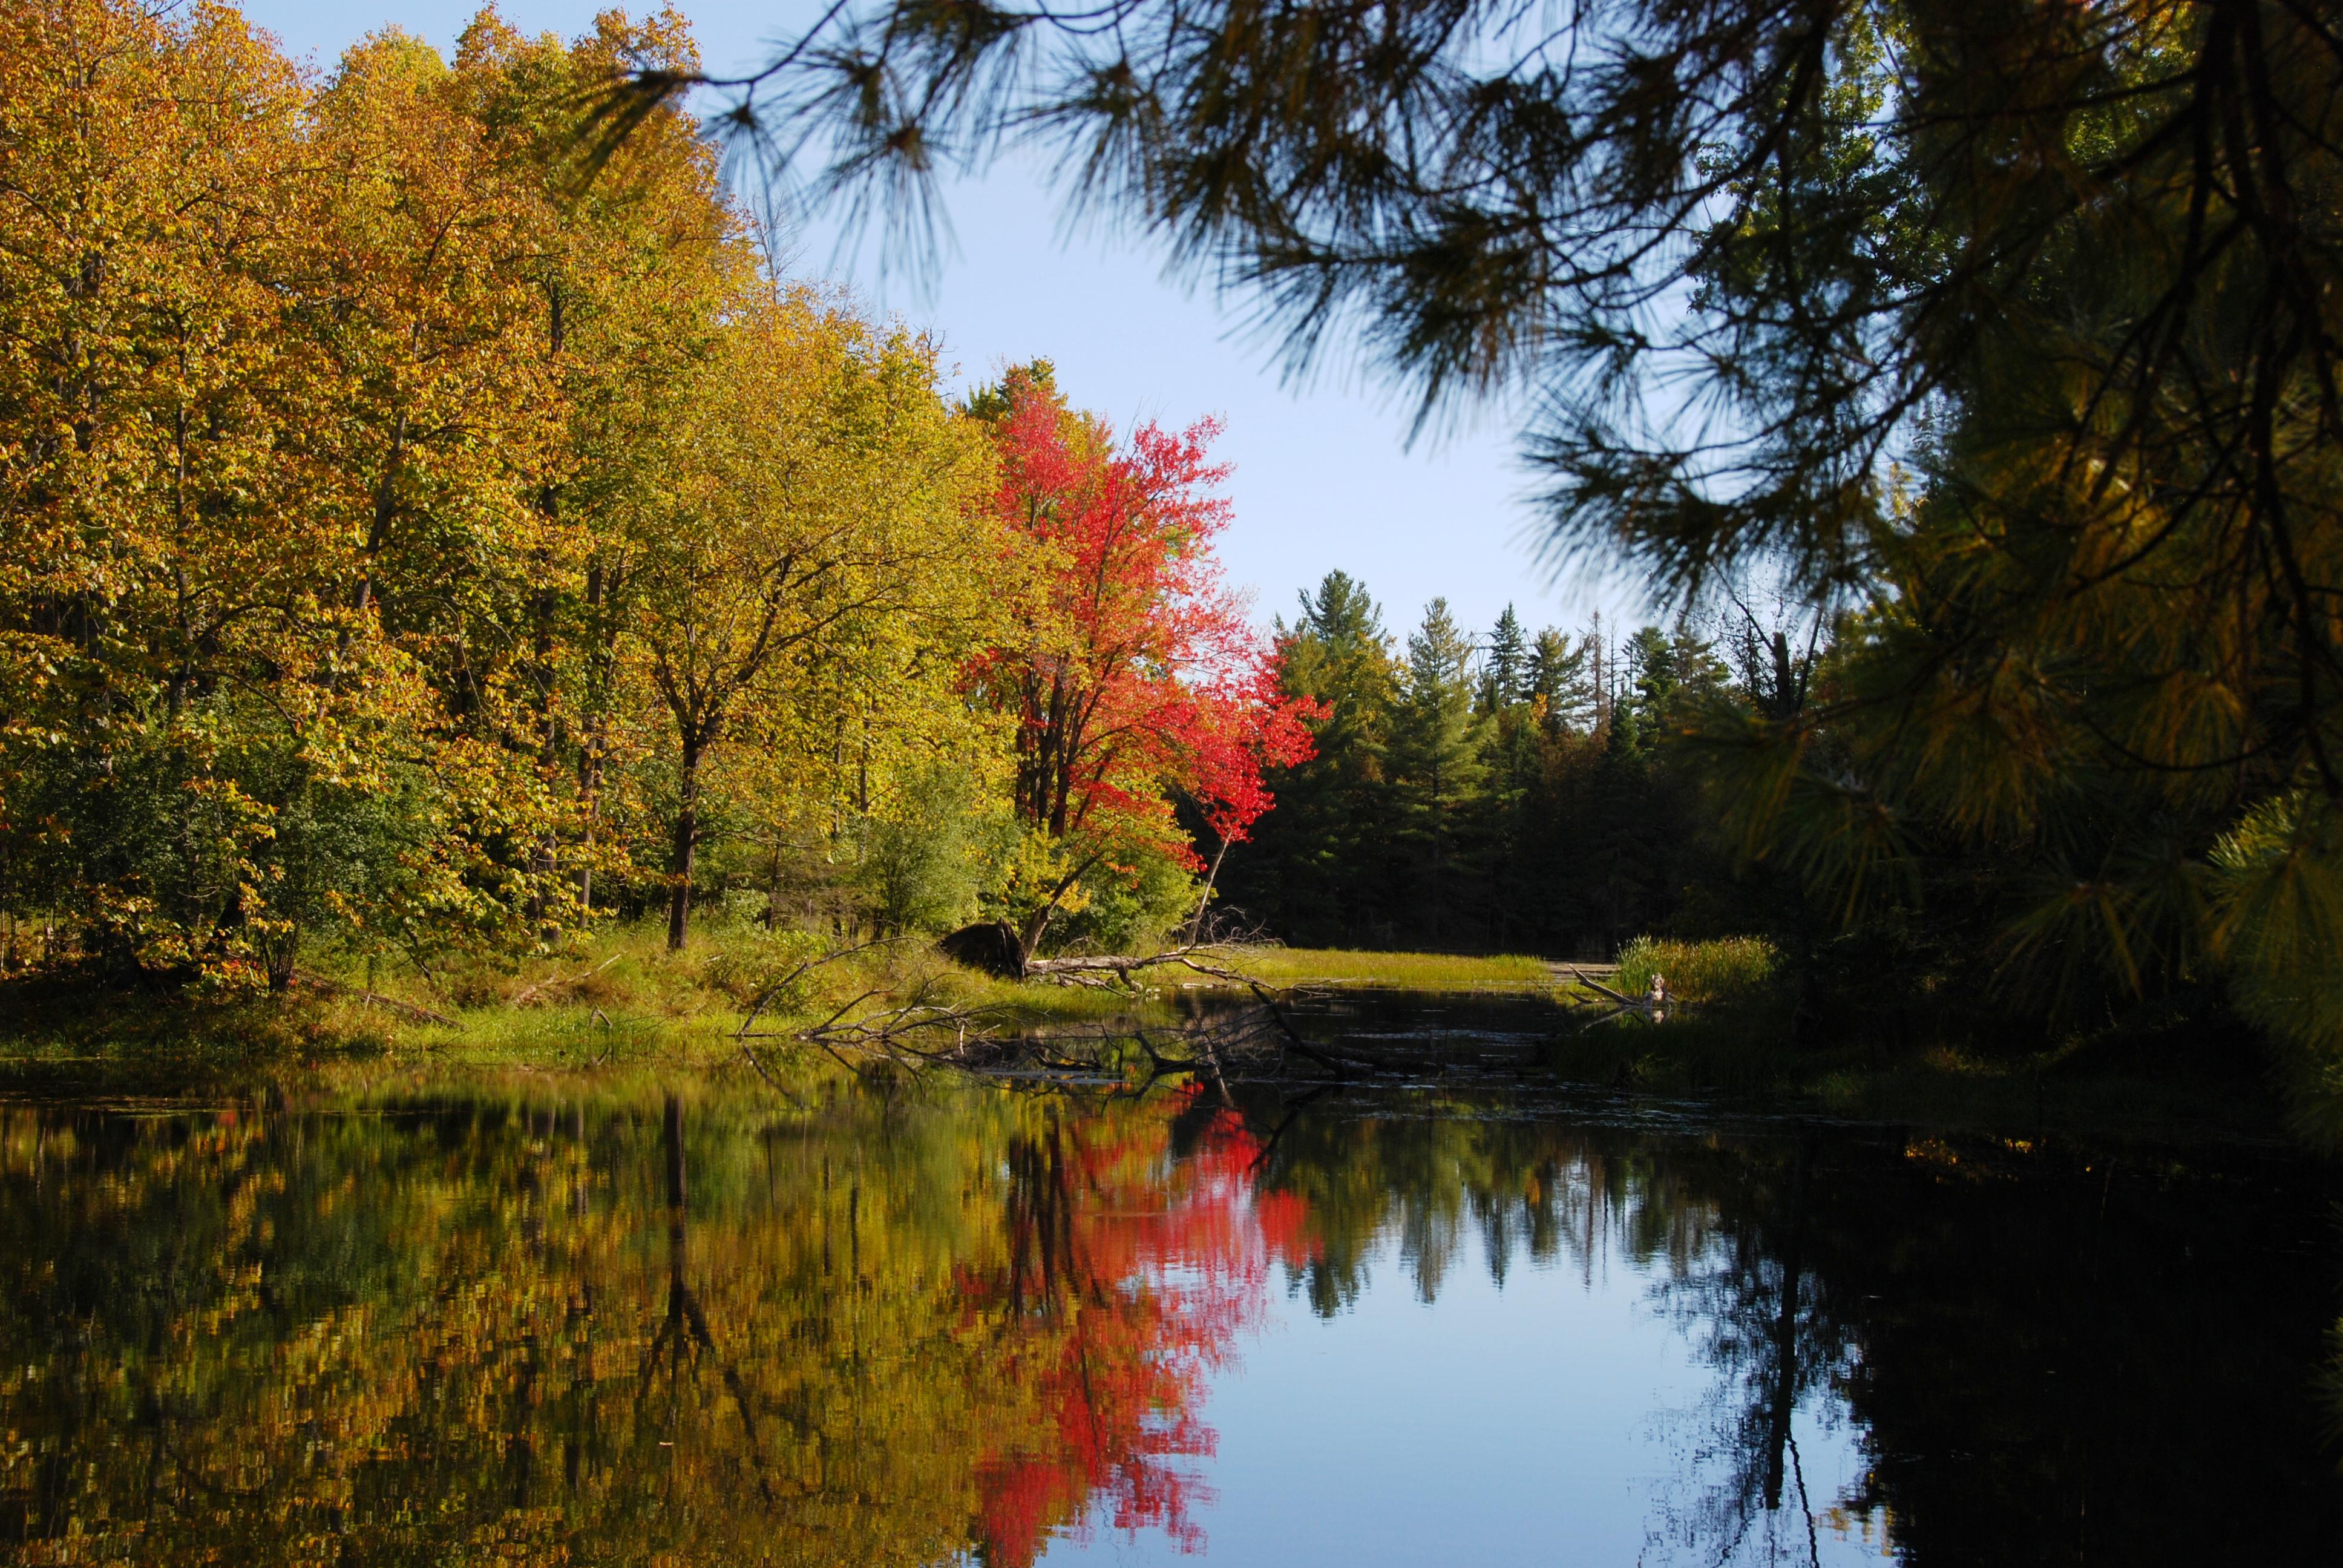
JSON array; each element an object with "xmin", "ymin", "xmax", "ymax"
[
  {"xmin": 631, "ymin": 293, "xmax": 998, "ymax": 949},
  {"xmin": 968, "ymin": 366, "xmax": 1314, "ymax": 957}
]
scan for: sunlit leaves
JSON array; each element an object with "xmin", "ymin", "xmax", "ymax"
[{"xmin": 966, "ymin": 367, "xmax": 1316, "ymax": 950}]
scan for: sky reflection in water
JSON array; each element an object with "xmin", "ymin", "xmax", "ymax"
[
  {"xmin": 1039, "ymin": 1221, "xmax": 1886, "ymax": 1566},
  {"xmin": 0, "ymin": 1080, "xmax": 2336, "ymax": 1566}
]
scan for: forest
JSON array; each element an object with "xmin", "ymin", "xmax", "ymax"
[
  {"xmin": 0, "ymin": 1, "xmax": 1325, "ymax": 1003},
  {"xmin": 1233, "ymin": 581, "xmax": 1765, "ymax": 959},
  {"xmin": 0, "ymin": 0, "xmax": 1810, "ymax": 1016},
  {"xmin": 10, "ymin": 0, "xmax": 2343, "ymax": 1106},
  {"xmin": 634, "ymin": 0, "xmax": 2343, "ymax": 1109}
]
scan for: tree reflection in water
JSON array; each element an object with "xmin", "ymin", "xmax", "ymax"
[
  {"xmin": 0, "ymin": 1084, "xmax": 1307, "ymax": 1566},
  {"xmin": 0, "ymin": 1084, "xmax": 2338, "ymax": 1565}
]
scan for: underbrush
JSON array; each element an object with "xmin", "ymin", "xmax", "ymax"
[
  {"xmin": 0, "ymin": 926, "xmax": 2296, "ymax": 1149},
  {"xmin": 1544, "ymin": 954, "xmax": 2289, "ymax": 1146},
  {"xmin": 0, "ymin": 967, "xmax": 395, "ymax": 1094}
]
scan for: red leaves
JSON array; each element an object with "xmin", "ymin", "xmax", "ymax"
[
  {"xmin": 973, "ymin": 372, "xmax": 1320, "ymax": 862},
  {"xmin": 965, "ymin": 1088, "xmax": 1323, "ymax": 1566}
]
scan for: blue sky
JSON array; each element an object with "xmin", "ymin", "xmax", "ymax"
[{"xmin": 240, "ymin": 0, "xmax": 1653, "ymax": 646}]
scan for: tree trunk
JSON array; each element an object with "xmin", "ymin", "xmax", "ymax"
[
  {"xmin": 578, "ymin": 558, "xmax": 609, "ymax": 916},
  {"xmin": 667, "ymin": 744, "xmax": 700, "ymax": 951},
  {"xmin": 1187, "ymin": 833, "xmax": 1231, "ymax": 946},
  {"xmin": 1018, "ymin": 906, "xmax": 1055, "ymax": 966},
  {"xmin": 264, "ymin": 923, "xmax": 299, "ymax": 992}
]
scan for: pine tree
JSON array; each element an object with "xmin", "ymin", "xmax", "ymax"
[
  {"xmin": 1223, "ymin": 571, "xmax": 1400, "ymax": 943},
  {"xmin": 1386, "ymin": 599, "xmax": 1486, "ymax": 946},
  {"xmin": 706, "ymin": 0, "xmax": 2343, "ymax": 1064},
  {"xmin": 1479, "ymin": 606, "xmax": 1527, "ymax": 713},
  {"xmin": 1527, "ymin": 628, "xmax": 1594, "ymax": 736}
]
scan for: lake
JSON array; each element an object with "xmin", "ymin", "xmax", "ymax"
[{"xmin": 3, "ymin": 1054, "xmax": 2339, "ymax": 1564}]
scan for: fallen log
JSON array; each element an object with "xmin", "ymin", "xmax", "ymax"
[
  {"xmin": 1020, "ymin": 946, "xmax": 1254, "ymax": 988},
  {"xmin": 1562, "ymin": 965, "xmax": 1671, "ymax": 1006}
]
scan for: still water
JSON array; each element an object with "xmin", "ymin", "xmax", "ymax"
[{"xmin": 2, "ymin": 1072, "xmax": 2338, "ymax": 1565}]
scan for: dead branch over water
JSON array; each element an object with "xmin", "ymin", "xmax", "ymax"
[
  {"xmin": 735, "ymin": 959, "xmax": 1400, "ymax": 1087},
  {"xmin": 732, "ymin": 939, "xmax": 1657, "ymax": 1091}
]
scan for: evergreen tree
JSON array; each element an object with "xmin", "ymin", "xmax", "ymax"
[
  {"xmin": 1527, "ymin": 629, "xmax": 1594, "ymax": 736},
  {"xmin": 1473, "ymin": 697, "xmax": 1547, "ymax": 951},
  {"xmin": 1222, "ymin": 571, "xmax": 1401, "ymax": 944},
  {"xmin": 1625, "ymin": 622, "xmax": 1729, "ymax": 740},
  {"xmin": 1478, "ymin": 606, "xmax": 1527, "ymax": 713},
  {"xmin": 714, "ymin": 0, "xmax": 2343, "ymax": 1067},
  {"xmin": 1386, "ymin": 599, "xmax": 1486, "ymax": 946},
  {"xmin": 1624, "ymin": 626, "xmax": 1677, "ymax": 740}
]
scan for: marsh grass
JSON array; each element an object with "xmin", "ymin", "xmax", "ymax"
[
  {"xmin": 369, "ymin": 919, "xmax": 1186, "ymax": 1070},
  {"xmin": 1227, "ymin": 947, "xmax": 1557, "ymax": 992},
  {"xmin": 0, "ymin": 933, "xmax": 1566, "ymax": 1086},
  {"xmin": 1614, "ymin": 935, "xmax": 1782, "ymax": 1003}
]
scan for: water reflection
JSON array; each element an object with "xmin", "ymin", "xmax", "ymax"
[{"xmin": 0, "ymin": 1084, "xmax": 2337, "ymax": 1564}]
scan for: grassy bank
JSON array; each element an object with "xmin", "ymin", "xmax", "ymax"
[
  {"xmin": 0, "ymin": 920, "xmax": 1174, "ymax": 1094},
  {"xmin": 0, "ymin": 929, "xmax": 2303, "ymax": 1150},
  {"xmin": 0, "ymin": 934, "xmax": 1573, "ymax": 1083},
  {"xmin": 1544, "ymin": 934, "xmax": 2294, "ymax": 1146},
  {"xmin": 1207, "ymin": 946, "xmax": 1562, "ymax": 992}
]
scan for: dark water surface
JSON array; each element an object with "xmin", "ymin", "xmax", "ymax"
[{"xmin": 2, "ymin": 1070, "xmax": 2339, "ymax": 1565}]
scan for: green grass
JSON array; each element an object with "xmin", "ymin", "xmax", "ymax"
[
  {"xmin": 0, "ymin": 917, "xmax": 1206, "ymax": 1093},
  {"xmin": 1218, "ymin": 946, "xmax": 1559, "ymax": 992},
  {"xmin": 364, "ymin": 921, "xmax": 1194, "ymax": 1069},
  {"xmin": 0, "ymin": 931, "xmax": 1570, "ymax": 1098}
]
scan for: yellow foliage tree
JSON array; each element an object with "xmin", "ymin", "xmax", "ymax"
[{"xmin": 628, "ymin": 289, "xmax": 1006, "ymax": 949}]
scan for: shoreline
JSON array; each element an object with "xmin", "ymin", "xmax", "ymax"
[{"xmin": 0, "ymin": 930, "xmax": 2299, "ymax": 1153}]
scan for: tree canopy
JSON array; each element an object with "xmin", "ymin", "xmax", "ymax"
[{"xmin": 0, "ymin": 0, "xmax": 1295, "ymax": 989}]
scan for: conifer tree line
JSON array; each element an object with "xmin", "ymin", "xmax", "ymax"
[
  {"xmin": 0, "ymin": 0, "xmax": 1311, "ymax": 991},
  {"xmin": 1224, "ymin": 575, "xmax": 1754, "ymax": 958}
]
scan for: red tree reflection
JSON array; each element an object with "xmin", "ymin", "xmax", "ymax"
[{"xmin": 963, "ymin": 1089, "xmax": 1320, "ymax": 1564}]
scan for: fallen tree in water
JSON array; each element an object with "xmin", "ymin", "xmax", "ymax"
[
  {"xmin": 1561, "ymin": 966, "xmax": 1676, "ymax": 1029},
  {"xmin": 736, "ymin": 963, "xmax": 1395, "ymax": 1088}
]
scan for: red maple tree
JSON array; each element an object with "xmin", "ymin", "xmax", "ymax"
[{"xmin": 969, "ymin": 367, "xmax": 1319, "ymax": 946}]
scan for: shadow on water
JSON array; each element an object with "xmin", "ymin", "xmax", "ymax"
[{"xmin": 1, "ymin": 1059, "xmax": 2339, "ymax": 1563}]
